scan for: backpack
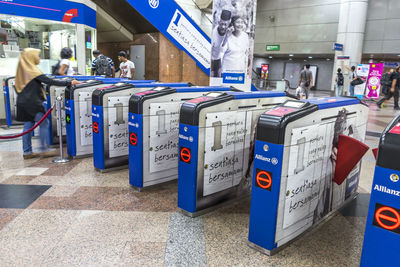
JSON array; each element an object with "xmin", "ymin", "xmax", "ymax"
[
  {"xmin": 337, "ymin": 73, "xmax": 344, "ymax": 86},
  {"xmin": 52, "ymin": 60, "xmax": 61, "ymax": 75},
  {"xmin": 95, "ymin": 55, "xmax": 112, "ymax": 77}
]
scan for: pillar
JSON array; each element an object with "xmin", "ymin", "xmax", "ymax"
[
  {"xmin": 332, "ymin": 0, "xmax": 369, "ymax": 92},
  {"xmin": 76, "ymin": 24, "xmax": 86, "ymax": 75}
]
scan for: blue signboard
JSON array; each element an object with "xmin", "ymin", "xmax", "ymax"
[
  {"xmin": 125, "ymin": 0, "xmax": 211, "ymax": 74},
  {"xmin": 333, "ymin": 43, "xmax": 344, "ymax": 51},
  {"xmin": 0, "ymin": 0, "xmax": 96, "ymax": 28}
]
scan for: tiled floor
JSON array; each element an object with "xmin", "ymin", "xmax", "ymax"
[{"xmin": 0, "ymin": 96, "xmax": 398, "ymax": 266}]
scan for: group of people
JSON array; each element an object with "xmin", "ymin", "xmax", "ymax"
[
  {"xmin": 53, "ymin": 47, "xmax": 135, "ymax": 79},
  {"xmin": 14, "ymin": 47, "xmax": 137, "ymax": 159}
]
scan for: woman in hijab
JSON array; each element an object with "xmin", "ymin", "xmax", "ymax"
[{"xmin": 15, "ymin": 48, "xmax": 80, "ymax": 159}]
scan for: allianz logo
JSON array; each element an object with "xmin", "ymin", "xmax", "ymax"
[
  {"xmin": 92, "ymin": 113, "xmax": 100, "ymax": 118},
  {"xmin": 179, "ymin": 134, "xmax": 193, "ymax": 142},
  {"xmin": 255, "ymin": 154, "xmax": 279, "ymax": 165},
  {"xmin": 374, "ymin": 184, "xmax": 400, "ymax": 197},
  {"xmin": 128, "ymin": 122, "xmax": 139, "ymax": 128},
  {"xmin": 65, "ymin": 106, "xmax": 71, "ymax": 111},
  {"xmin": 149, "ymin": 0, "xmax": 159, "ymax": 9}
]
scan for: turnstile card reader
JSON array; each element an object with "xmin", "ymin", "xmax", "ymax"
[
  {"xmin": 128, "ymin": 86, "xmax": 232, "ymax": 189},
  {"xmin": 248, "ymin": 97, "xmax": 368, "ymax": 255},
  {"xmin": 361, "ymin": 115, "xmax": 400, "ymax": 266},
  {"xmin": 92, "ymin": 83, "xmax": 190, "ymax": 171},
  {"xmin": 65, "ymin": 81, "xmax": 112, "ymax": 157},
  {"xmin": 177, "ymin": 91, "xmax": 289, "ymax": 216},
  {"xmin": 47, "ymin": 79, "xmax": 103, "ymax": 145},
  {"xmin": 3, "ymin": 76, "xmax": 17, "ymax": 127}
]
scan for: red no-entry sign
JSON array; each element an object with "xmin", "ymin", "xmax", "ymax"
[
  {"xmin": 130, "ymin": 133, "xmax": 137, "ymax": 146},
  {"xmin": 375, "ymin": 206, "xmax": 400, "ymax": 231},
  {"xmin": 256, "ymin": 170, "xmax": 272, "ymax": 191},
  {"xmin": 93, "ymin": 122, "xmax": 99, "ymax": 133},
  {"xmin": 180, "ymin": 147, "xmax": 191, "ymax": 163}
]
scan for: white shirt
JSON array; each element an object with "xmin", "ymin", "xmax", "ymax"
[
  {"xmin": 120, "ymin": 60, "xmax": 135, "ymax": 79},
  {"xmin": 221, "ymin": 32, "xmax": 249, "ymax": 73},
  {"xmin": 60, "ymin": 59, "xmax": 75, "ymax": 75},
  {"xmin": 211, "ymin": 27, "xmax": 227, "ymax": 60}
]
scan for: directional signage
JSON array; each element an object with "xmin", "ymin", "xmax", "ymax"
[
  {"xmin": 180, "ymin": 147, "xmax": 191, "ymax": 163},
  {"xmin": 130, "ymin": 132, "xmax": 137, "ymax": 146},
  {"xmin": 255, "ymin": 169, "xmax": 272, "ymax": 191},
  {"xmin": 93, "ymin": 122, "xmax": 99, "ymax": 134},
  {"xmin": 373, "ymin": 203, "xmax": 400, "ymax": 234},
  {"xmin": 333, "ymin": 43, "xmax": 344, "ymax": 51},
  {"xmin": 266, "ymin": 45, "xmax": 280, "ymax": 51},
  {"xmin": 66, "ymin": 114, "xmax": 71, "ymax": 124}
]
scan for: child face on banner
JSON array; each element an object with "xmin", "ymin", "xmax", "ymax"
[{"xmin": 233, "ymin": 17, "xmax": 246, "ymax": 32}]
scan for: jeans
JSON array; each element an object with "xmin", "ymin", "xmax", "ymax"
[
  {"xmin": 349, "ymin": 85, "xmax": 355, "ymax": 97},
  {"xmin": 22, "ymin": 112, "xmax": 49, "ymax": 155},
  {"xmin": 335, "ymin": 85, "xmax": 343, "ymax": 96}
]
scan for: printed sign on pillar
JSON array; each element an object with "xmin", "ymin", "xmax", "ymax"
[
  {"xmin": 365, "ymin": 63, "xmax": 384, "ymax": 99},
  {"xmin": 209, "ymin": 0, "xmax": 257, "ymax": 91}
]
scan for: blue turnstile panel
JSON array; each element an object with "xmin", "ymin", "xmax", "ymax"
[
  {"xmin": 92, "ymin": 82, "xmax": 191, "ymax": 171},
  {"xmin": 247, "ymin": 97, "xmax": 369, "ymax": 255},
  {"xmin": 361, "ymin": 115, "xmax": 400, "ymax": 266},
  {"xmin": 177, "ymin": 91, "xmax": 289, "ymax": 216},
  {"xmin": 128, "ymin": 86, "xmax": 231, "ymax": 189},
  {"xmin": 2, "ymin": 76, "xmax": 18, "ymax": 127}
]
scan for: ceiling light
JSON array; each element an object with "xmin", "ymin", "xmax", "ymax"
[
  {"xmin": 289, "ymin": 58, "xmax": 293, "ymax": 61},
  {"xmin": 289, "ymin": 54, "xmax": 294, "ymax": 57},
  {"xmin": 308, "ymin": 56, "xmax": 313, "ymax": 59},
  {"xmin": 326, "ymin": 58, "xmax": 331, "ymax": 61},
  {"xmin": 269, "ymin": 56, "xmax": 273, "ymax": 59},
  {"xmin": 397, "ymin": 54, "xmax": 400, "ymax": 57}
]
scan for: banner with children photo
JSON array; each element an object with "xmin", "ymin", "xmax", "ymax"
[{"xmin": 209, "ymin": 0, "xmax": 257, "ymax": 91}]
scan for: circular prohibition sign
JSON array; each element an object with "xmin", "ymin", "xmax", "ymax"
[
  {"xmin": 180, "ymin": 148, "xmax": 191, "ymax": 163},
  {"xmin": 93, "ymin": 122, "xmax": 99, "ymax": 133},
  {"xmin": 256, "ymin": 171, "xmax": 272, "ymax": 190},
  {"xmin": 375, "ymin": 206, "xmax": 400, "ymax": 230},
  {"xmin": 130, "ymin": 133, "xmax": 137, "ymax": 146}
]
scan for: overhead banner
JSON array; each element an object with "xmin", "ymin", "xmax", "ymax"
[
  {"xmin": 209, "ymin": 0, "xmax": 257, "ymax": 91},
  {"xmin": 365, "ymin": 63, "xmax": 384, "ymax": 99}
]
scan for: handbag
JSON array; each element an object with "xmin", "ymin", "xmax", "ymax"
[{"xmin": 351, "ymin": 77, "xmax": 363, "ymax": 86}]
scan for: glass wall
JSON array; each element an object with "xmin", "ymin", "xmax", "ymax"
[{"xmin": 0, "ymin": 14, "xmax": 95, "ymax": 75}]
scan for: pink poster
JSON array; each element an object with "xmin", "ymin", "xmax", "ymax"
[{"xmin": 366, "ymin": 63, "xmax": 384, "ymax": 99}]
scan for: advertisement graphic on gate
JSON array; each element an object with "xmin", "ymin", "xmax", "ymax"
[
  {"xmin": 365, "ymin": 63, "xmax": 384, "ymax": 99},
  {"xmin": 209, "ymin": 0, "xmax": 257, "ymax": 91},
  {"xmin": 276, "ymin": 109, "xmax": 366, "ymax": 244}
]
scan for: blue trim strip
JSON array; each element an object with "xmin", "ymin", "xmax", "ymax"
[
  {"xmin": 228, "ymin": 91, "xmax": 286, "ymax": 99},
  {"xmin": 305, "ymin": 97, "xmax": 361, "ymax": 109}
]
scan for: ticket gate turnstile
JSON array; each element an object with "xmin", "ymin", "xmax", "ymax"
[
  {"xmin": 65, "ymin": 79, "xmax": 159, "ymax": 157},
  {"xmin": 3, "ymin": 76, "xmax": 20, "ymax": 127},
  {"xmin": 128, "ymin": 86, "xmax": 232, "ymax": 190},
  {"xmin": 178, "ymin": 91, "xmax": 290, "ymax": 216},
  {"xmin": 247, "ymin": 97, "xmax": 368, "ymax": 255},
  {"xmin": 92, "ymin": 82, "xmax": 192, "ymax": 171},
  {"xmin": 46, "ymin": 79, "xmax": 104, "ymax": 145},
  {"xmin": 361, "ymin": 115, "xmax": 400, "ymax": 266}
]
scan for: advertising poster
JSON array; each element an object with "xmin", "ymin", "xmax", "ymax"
[
  {"xmin": 107, "ymin": 97, "xmax": 129, "ymax": 158},
  {"xmin": 365, "ymin": 63, "xmax": 384, "ymax": 99},
  {"xmin": 261, "ymin": 64, "xmax": 269, "ymax": 79},
  {"xmin": 209, "ymin": 0, "xmax": 257, "ymax": 91},
  {"xmin": 278, "ymin": 109, "xmax": 364, "ymax": 241}
]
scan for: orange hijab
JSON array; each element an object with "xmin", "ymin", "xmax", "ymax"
[{"xmin": 15, "ymin": 48, "xmax": 43, "ymax": 93}]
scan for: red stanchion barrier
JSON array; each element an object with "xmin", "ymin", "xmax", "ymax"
[{"xmin": 0, "ymin": 107, "xmax": 53, "ymax": 139}]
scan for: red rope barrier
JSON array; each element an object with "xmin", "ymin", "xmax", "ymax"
[{"xmin": 0, "ymin": 107, "xmax": 53, "ymax": 139}]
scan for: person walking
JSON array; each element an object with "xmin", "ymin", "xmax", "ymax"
[
  {"xmin": 57, "ymin": 47, "xmax": 75, "ymax": 76},
  {"xmin": 118, "ymin": 51, "xmax": 135, "ymax": 79},
  {"xmin": 15, "ymin": 48, "xmax": 80, "ymax": 159},
  {"xmin": 335, "ymin": 68, "xmax": 344, "ymax": 96},
  {"xmin": 91, "ymin": 50, "xmax": 115, "ymax": 77},
  {"xmin": 297, "ymin": 64, "xmax": 313, "ymax": 99},
  {"xmin": 377, "ymin": 66, "xmax": 400, "ymax": 110},
  {"xmin": 346, "ymin": 66, "xmax": 357, "ymax": 96}
]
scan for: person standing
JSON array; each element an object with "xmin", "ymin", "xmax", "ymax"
[
  {"xmin": 346, "ymin": 66, "xmax": 357, "ymax": 96},
  {"xmin": 297, "ymin": 64, "xmax": 313, "ymax": 99},
  {"xmin": 118, "ymin": 51, "xmax": 135, "ymax": 79},
  {"xmin": 15, "ymin": 48, "xmax": 80, "ymax": 159},
  {"xmin": 91, "ymin": 50, "xmax": 115, "ymax": 77},
  {"xmin": 221, "ymin": 16, "xmax": 249, "ymax": 74},
  {"xmin": 335, "ymin": 68, "xmax": 344, "ymax": 96},
  {"xmin": 377, "ymin": 66, "xmax": 400, "ymax": 110},
  {"xmin": 210, "ymin": 10, "xmax": 231, "ymax": 78},
  {"xmin": 57, "ymin": 47, "xmax": 75, "ymax": 76}
]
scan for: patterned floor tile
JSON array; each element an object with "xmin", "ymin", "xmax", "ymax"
[
  {"xmin": 16, "ymin": 167, "xmax": 48, "ymax": 176},
  {"xmin": 0, "ymin": 184, "xmax": 51, "ymax": 209},
  {"xmin": 0, "ymin": 209, "xmax": 23, "ymax": 231}
]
